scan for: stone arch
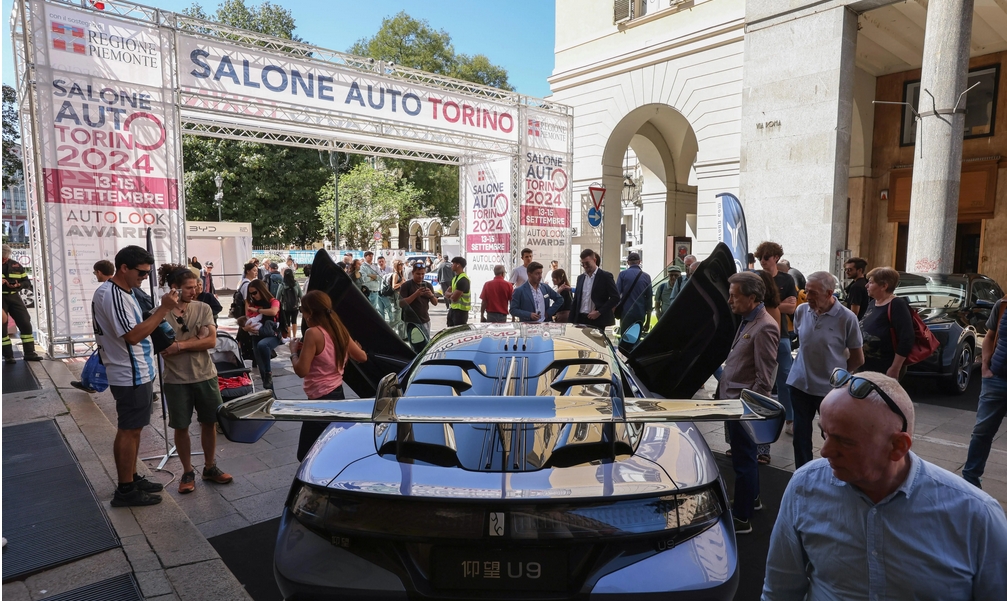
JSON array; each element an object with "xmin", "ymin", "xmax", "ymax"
[{"xmin": 598, "ymin": 104, "xmax": 699, "ymax": 270}]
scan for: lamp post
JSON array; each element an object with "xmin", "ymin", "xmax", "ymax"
[
  {"xmin": 320, "ymin": 150, "xmax": 349, "ymax": 249},
  {"xmin": 213, "ymin": 173, "xmax": 223, "ymax": 222}
]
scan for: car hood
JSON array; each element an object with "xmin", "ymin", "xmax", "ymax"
[
  {"xmin": 298, "ymin": 420, "xmax": 721, "ymax": 499},
  {"xmin": 308, "ymin": 250, "xmax": 416, "ymax": 397},
  {"xmin": 626, "ymin": 242, "xmax": 739, "ymax": 399}
]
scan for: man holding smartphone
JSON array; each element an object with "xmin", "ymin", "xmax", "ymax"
[
  {"xmin": 399, "ymin": 262, "xmax": 438, "ymax": 338},
  {"xmin": 92, "ymin": 245, "xmax": 178, "ymax": 507}
]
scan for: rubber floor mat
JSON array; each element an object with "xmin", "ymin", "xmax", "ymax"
[
  {"xmin": 1, "ymin": 350, "xmax": 40, "ymax": 393},
  {"xmin": 2, "ymin": 420, "xmax": 120, "ymax": 581},
  {"xmin": 43, "ymin": 573, "xmax": 143, "ymax": 601}
]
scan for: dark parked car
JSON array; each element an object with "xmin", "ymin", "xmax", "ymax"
[
  {"xmin": 218, "ymin": 244, "xmax": 784, "ymax": 600},
  {"xmin": 895, "ymin": 273, "xmax": 1004, "ymax": 394}
]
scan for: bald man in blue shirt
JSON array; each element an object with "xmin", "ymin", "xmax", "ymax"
[{"xmin": 762, "ymin": 370, "xmax": 1007, "ymax": 600}]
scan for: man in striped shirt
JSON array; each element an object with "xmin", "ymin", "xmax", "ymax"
[{"xmin": 92, "ymin": 245, "xmax": 178, "ymax": 507}]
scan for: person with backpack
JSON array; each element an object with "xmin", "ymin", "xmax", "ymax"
[
  {"xmin": 858, "ymin": 267, "xmax": 914, "ymax": 380},
  {"xmin": 265, "ymin": 261, "xmax": 284, "ymax": 299},
  {"xmin": 279, "ymin": 269, "xmax": 302, "ymax": 337}
]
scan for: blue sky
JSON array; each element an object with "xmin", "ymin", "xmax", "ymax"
[{"xmin": 2, "ymin": 0, "xmax": 556, "ymax": 98}]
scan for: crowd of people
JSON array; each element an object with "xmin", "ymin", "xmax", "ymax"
[{"xmin": 6, "ymin": 238, "xmax": 1003, "ymax": 597}]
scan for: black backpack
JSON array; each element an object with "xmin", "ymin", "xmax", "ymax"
[
  {"xmin": 280, "ymin": 285, "xmax": 299, "ymax": 312},
  {"xmin": 228, "ymin": 289, "xmax": 245, "ymax": 319}
]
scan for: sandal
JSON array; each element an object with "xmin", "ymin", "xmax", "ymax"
[{"xmin": 758, "ymin": 454, "xmax": 771, "ymax": 465}]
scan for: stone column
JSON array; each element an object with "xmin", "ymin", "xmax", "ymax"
[
  {"xmin": 600, "ymin": 166, "xmax": 624, "ymax": 271},
  {"xmin": 906, "ymin": 0, "xmax": 974, "ymax": 273},
  {"xmin": 738, "ymin": 6, "xmax": 857, "ymax": 274}
]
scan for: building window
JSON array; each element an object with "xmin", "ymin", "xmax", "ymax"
[
  {"xmin": 614, "ymin": 0, "xmax": 682, "ymax": 24},
  {"xmin": 901, "ymin": 65, "xmax": 999, "ymax": 146}
]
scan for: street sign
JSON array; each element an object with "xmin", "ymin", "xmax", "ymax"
[
  {"xmin": 588, "ymin": 207, "xmax": 602, "ymax": 228},
  {"xmin": 373, "ymin": 230, "xmax": 382, "ymax": 241},
  {"xmin": 588, "ymin": 186, "xmax": 606, "ymax": 211}
]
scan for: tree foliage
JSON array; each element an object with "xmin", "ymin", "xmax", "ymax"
[
  {"xmin": 2, "ymin": 84, "xmax": 23, "ymax": 189},
  {"xmin": 317, "ymin": 163, "xmax": 423, "ymax": 251},
  {"xmin": 181, "ymin": 1, "xmax": 327, "ymax": 247},
  {"xmin": 349, "ymin": 13, "xmax": 514, "ymax": 223}
]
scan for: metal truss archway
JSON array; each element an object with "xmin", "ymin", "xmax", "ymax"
[{"xmin": 10, "ymin": 0, "xmax": 573, "ymax": 357}]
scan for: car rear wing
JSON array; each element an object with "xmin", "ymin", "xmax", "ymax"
[{"xmin": 217, "ymin": 375, "xmax": 784, "ymax": 445}]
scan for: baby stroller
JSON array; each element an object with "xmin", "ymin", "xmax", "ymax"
[{"xmin": 212, "ymin": 331, "xmax": 254, "ymax": 400}]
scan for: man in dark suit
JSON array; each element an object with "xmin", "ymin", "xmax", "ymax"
[
  {"xmin": 572, "ymin": 249, "xmax": 620, "ymax": 328},
  {"xmin": 719, "ymin": 271, "xmax": 780, "ymax": 535}
]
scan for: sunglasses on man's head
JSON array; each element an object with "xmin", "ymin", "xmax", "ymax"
[{"xmin": 830, "ymin": 368, "xmax": 908, "ymax": 432}]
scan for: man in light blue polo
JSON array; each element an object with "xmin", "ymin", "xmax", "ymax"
[
  {"xmin": 763, "ymin": 371, "xmax": 1007, "ymax": 600},
  {"xmin": 787, "ymin": 271, "xmax": 864, "ymax": 468}
]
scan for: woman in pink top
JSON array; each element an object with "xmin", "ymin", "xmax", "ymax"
[{"xmin": 289, "ymin": 291, "xmax": 367, "ymax": 461}]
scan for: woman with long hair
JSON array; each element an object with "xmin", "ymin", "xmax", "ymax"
[
  {"xmin": 242, "ymin": 279, "xmax": 281, "ymax": 389},
  {"xmin": 279, "ymin": 269, "xmax": 302, "ymax": 337},
  {"xmin": 351, "ymin": 259, "xmax": 363, "ymax": 292},
  {"xmin": 389, "ymin": 259, "xmax": 407, "ymax": 337},
  {"xmin": 290, "ymin": 291, "xmax": 367, "ymax": 461},
  {"xmin": 551, "ymin": 268, "xmax": 574, "ymax": 323}
]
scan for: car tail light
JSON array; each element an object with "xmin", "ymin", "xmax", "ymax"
[{"xmin": 290, "ymin": 484, "xmax": 722, "ymax": 541}]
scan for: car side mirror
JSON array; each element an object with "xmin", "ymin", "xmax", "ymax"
[
  {"xmin": 407, "ymin": 323, "xmax": 428, "ymax": 352},
  {"xmin": 622, "ymin": 322, "xmax": 642, "ymax": 344},
  {"xmin": 738, "ymin": 390, "xmax": 785, "ymax": 445}
]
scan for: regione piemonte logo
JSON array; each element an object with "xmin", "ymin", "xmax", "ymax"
[
  {"xmin": 51, "ymin": 20, "xmax": 87, "ymax": 55},
  {"xmin": 527, "ymin": 119, "xmax": 541, "ymax": 138}
]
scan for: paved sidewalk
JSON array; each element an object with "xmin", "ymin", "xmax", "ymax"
[{"xmin": 2, "ymin": 358, "xmax": 251, "ymax": 601}]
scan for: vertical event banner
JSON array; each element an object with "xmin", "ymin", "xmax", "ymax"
[
  {"xmin": 715, "ymin": 192, "xmax": 749, "ymax": 274},
  {"xmin": 461, "ymin": 158, "xmax": 512, "ymax": 300},
  {"xmin": 520, "ymin": 108, "xmax": 571, "ymax": 276},
  {"xmin": 31, "ymin": 1, "xmax": 182, "ymax": 337}
]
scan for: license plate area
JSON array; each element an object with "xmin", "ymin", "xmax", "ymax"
[{"xmin": 432, "ymin": 547, "xmax": 569, "ymax": 591}]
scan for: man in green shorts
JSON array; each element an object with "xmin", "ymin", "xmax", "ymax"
[{"xmin": 160, "ymin": 266, "xmax": 233, "ymax": 494}]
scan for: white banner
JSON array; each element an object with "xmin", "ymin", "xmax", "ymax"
[
  {"xmin": 177, "ymin": 36, "xmax": 519, "ymax": 143},
  {"xmin": 33, "ymin": 2, "xmax": 183, "ymax": 337},
  {"xmin": 461, "ymin": 158, "xmax": 513, "ymax": 301},
  {"xmin": 519, "ymin": 108, "xmax": 572, "ymax": 275}
]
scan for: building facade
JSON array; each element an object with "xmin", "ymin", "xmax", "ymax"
[{"xmin": 552, "ymin": 0, "xmax": 1007, "ymax": 285}]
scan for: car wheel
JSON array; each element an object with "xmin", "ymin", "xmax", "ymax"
[
  {"xmin": 19, "ymin": 288, "xmax": 34, "ymax": 308},
  {"xmin": 940, "ymin": 343, "xmax": 973, "ymax": 395}
]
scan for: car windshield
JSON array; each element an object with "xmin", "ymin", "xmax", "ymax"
[{"xmin": 894, "ymin": 278, "xmax": 967, "ymax": 310}]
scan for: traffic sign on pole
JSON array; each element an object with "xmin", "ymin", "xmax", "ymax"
[
  {"xmin": 588, "ymin": 207, "xmax": 603, "ymax": 228},
  {"xmin": 588, "ymin": 186, "xmax": 606, "ymax": 211}
]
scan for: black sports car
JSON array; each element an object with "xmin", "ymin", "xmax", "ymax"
[
  {"xmin": 896, "ymin": 273, "xmax": 1004, "ymax": 394},
  {"xmin": 218, "ymin": 243, "xmax": 784, "ymax": 600}
]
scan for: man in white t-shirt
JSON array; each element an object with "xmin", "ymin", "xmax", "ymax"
[
  {"xmin": 508, "ymin": 248, "xmax": 534, "ymax": 289},
  {"xmin": 92, "ymin": 245, "xmax": 178, "ymax": 507}
]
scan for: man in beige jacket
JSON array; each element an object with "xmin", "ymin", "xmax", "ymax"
[{"xmin": 719, "ymin": 271, "xmax": 780, "ymax": 534}]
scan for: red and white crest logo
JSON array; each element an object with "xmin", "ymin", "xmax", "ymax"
[
  {"xmin": 527, "ymin": 119, "xmax": 541, "ymax": 137},
  {"xmin": 51, "ymin": 20, "xmax": 87, "ymax": 54}
]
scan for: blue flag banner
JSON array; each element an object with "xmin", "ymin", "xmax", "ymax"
[{"xmin": 716, "ymin": 192, "xmax": 749, "ymax": 274}]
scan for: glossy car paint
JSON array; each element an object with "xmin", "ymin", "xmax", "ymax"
[
  {"xmin": 896, "ymin": 273, "xmax": 1003, "ymax": 392},
  {"xmin": 236, "ymin": 244, "xmax": 762, "ymax": 600}
]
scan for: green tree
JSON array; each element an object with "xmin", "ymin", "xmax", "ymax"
[
  {"xmin": 181, "ymin": 1, "xmax": 327, "ymax": 247},
  {"xmin": 350, "ymin": 12, "xmax": 514, "ymax": 223},
  {"xmin": 317, "ymin": 163, "xmax": 423, "ymax": 251},
  {"xmin": 2, "ymin": 84, "xmax": 23, "ymax": 188}
]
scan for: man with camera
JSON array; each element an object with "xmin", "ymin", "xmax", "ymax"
[{"xmin": 399, "ymin": 261, "xmax": 438, "ymax": 339}]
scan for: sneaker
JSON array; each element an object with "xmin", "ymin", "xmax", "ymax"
[
  {"xmin": 733, "ymin": 516, "xmax": 752, "ymax": 535},
  {"xmin": 178, "ymin": 471, "xmax": 196, "ymax": 494},
  {"xmin": 70, "ymin": 380, "xmax": 97, "ymax": 393},
  {"xmin": 132, "ymin": 474, "xmax": 163, "ymax": 493},
  {"xmin": 202, "ymin": 464, "xmax": 233, "ymax": 484},
  {"xmin": 785, "ymin": 420, "xmax": 794, "ymax": 436},
  {"xmin": 111, "ymin": 486, "xmax": 162, "ymax": 507}
]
